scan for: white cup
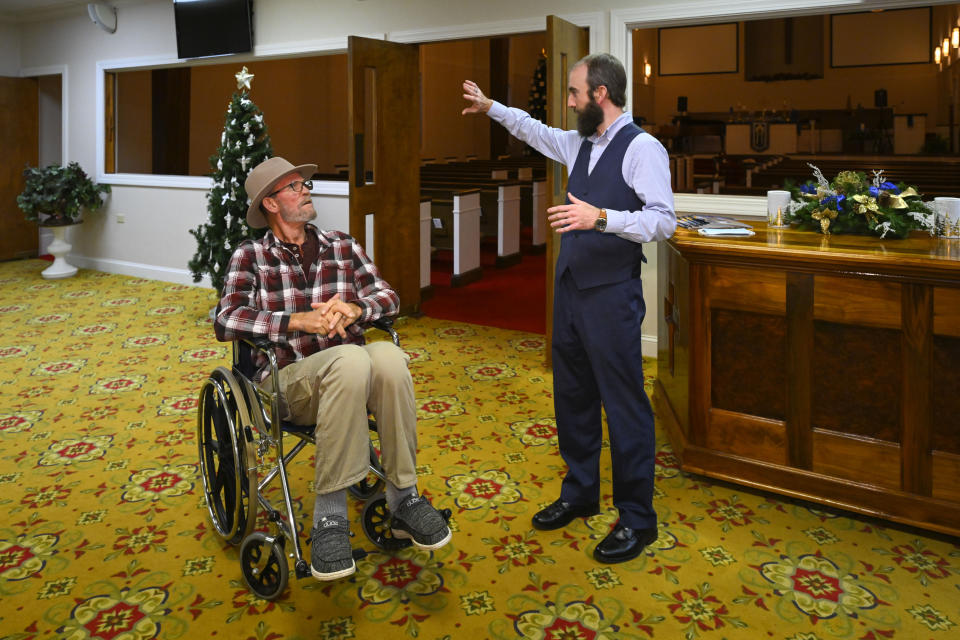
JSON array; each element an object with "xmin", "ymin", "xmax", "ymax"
[
  {"xmin": 935, "ymin": 197, "xmax": 960, "ymax": 238},
  {"xmin": 767, "ymin": 190, "xmax": 791, "ymax": 228}
]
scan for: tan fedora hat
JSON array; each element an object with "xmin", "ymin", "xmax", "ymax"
[{"xmin": 244, "ymin": 156, "xmax": 317, "ymax": 228}]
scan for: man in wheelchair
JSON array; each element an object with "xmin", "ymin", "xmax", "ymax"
[{"xmin": 214, "ymin": 156, "xmax": 452, "ymax": 581}]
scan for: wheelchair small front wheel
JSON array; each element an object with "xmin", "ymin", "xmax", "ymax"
[
  {"xmin": 348, "ymin": 442, "xmax": 385, "ymax": 500},
  {"xmin": 239, "ymin": 532, "xmax": 289, "ymax": 601},
  {"xmin": 361, "ymin": 495, "xmax": 412, "ymax": 551}
]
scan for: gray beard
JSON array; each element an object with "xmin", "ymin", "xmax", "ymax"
[{"xmin": 281, "ymin": 207, "xmax": 317, "ymax": 224}]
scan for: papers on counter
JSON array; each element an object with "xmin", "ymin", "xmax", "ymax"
[
  {"xmin": 678, "ymin": 215, "xmax": 753, "ymax": 230},
  {"xmin": 697, "ymin": 227, "xmax": 756, "ymax": 237}
]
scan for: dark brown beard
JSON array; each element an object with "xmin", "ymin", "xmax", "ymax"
[{"xmin": 576, "ymin": 99, "xmax": 604, "ymax": 137}]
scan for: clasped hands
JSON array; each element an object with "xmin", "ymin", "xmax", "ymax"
[
  {"xmin": 548, "ymin": 193, "xmax": 604, "ymax": 233},
  {"xmin": 289, "ymin": 294, "xmax": 362, "ymax": 339}
]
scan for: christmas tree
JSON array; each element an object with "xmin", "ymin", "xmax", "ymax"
[
  {"xmin": 525, "ymin": 53, "xmax": 546, "ymax": 158},
  {"xmin": 188, "ymin": 66, "xmax": 273, "ymax": 293},
  {"xmin": 528, "ymin": 53, "xmax": 546, "ymax": 123}
]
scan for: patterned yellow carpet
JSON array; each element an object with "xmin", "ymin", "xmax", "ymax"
[{"xmin": 1, "ymin": 258, "xmax": 959, "ymax": 640}]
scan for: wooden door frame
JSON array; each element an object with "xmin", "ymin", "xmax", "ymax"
[
  {"xmin": 348, "ymin": 36, "xmax": 422, "ymax": 316},
  {"xmin": 544, "ymin": 16, "xmax": 589, "ymax": 365}
]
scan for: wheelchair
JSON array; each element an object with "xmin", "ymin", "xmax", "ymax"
[{"xmin": 196, "ymin": 319, "xmax": 420, "ymax": 600}]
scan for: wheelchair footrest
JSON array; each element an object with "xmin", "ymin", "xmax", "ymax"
[{"xmin": 294, "ymin": 559, "xmax": 311, "ymax": 580}]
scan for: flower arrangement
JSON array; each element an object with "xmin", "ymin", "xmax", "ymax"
[{"xmin": 786, "ymin": 164, "xmax": 935, "ymax": 239}]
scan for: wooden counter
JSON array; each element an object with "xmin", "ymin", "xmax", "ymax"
[{"xmin": 655, "ymin": 223, "xmax": 960, "ymax": 536}]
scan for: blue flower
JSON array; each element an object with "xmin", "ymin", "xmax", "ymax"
[
  {"xmin": 799, "ymin": 183, "xmax": 817, "ymax": 194},
  {"xmin": 869, "ymin": 182, "xmax": 900, "ymax": 198},
  {"xmin": 820, "ymin": 194, "xmax": 846, "ymax": 211}
]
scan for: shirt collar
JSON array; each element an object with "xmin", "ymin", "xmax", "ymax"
[
  {"xmin": 263, "ymin": 223, "xmax": 324, "ymax": 249},
  {"xmin": 588, "ymin": 111, "xmax": 633, "ymax": 144}
]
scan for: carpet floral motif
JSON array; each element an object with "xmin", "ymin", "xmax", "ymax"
[{"xmin": 0, "ymin": 259, "xmax": 958, "ymax": 639}]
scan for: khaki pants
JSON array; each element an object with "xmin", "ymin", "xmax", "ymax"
[{"xmin": 263, "ymin": 342, "xmax": 417, "ymax": 494}]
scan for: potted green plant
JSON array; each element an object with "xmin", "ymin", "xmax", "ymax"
[
  {"xmin": 16, "ymin": 162, "xmax": 111, "ymax": 279},
  {"xmin": 17, "ymin": 162, "xmax": 111, "ymax": 226}
]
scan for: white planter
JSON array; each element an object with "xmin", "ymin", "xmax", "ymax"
[{"xmin": 41, "ymin": 224, "xmax": 79, "ymax": 279}]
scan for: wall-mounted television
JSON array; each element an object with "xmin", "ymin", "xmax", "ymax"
[{"xmin": 174, "ymin": 0, "xmax": 253, "ymax": 60}]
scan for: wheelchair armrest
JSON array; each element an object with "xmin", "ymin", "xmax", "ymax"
[
  {"xmin": 235, "ymin": 337, "xmax": 280, "ymax": 382},
  {"xmin": 371, "ymin": 317, "xmax": 400, "ymax": 347},
  {"xmin": 247, "ymin": 337, "xmax": 275, "ymax": 353},
  {"xmin": 235, "ymin": 317, "xmax": 398, "ymax": 382}
]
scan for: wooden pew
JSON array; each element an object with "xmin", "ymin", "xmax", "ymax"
[
  {"xmin": 421, "ymin": 187, "xmax": 482, "ymax": 287},
  {"xmin": 421, "ymin": 176, "xmax": 523, "ymax": 267},
  {"xmin": 419, "ymin": 197, "xmax": 432, "ymax": 299},
  {"xmin": 423, "ymin": 166, "xmax": 544, "ymax": 252}
]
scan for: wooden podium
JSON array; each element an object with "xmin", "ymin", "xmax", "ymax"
[{"xmin": 655, "ymin": 223, "xmax": 960, "ymax": 536}]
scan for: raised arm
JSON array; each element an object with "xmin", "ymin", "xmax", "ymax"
[{"xmin": 461, "ymin": 79, "xmax": 581, "ymax": 167}]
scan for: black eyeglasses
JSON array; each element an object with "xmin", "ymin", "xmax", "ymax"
[{"xmin": 267, "ymin": 179, "xmax": 313, "ymax": 197}]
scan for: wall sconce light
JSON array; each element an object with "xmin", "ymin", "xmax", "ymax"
[
  {"xmin": 935, "ymin": 46, "xmax": 942, "ymax": 64},
  {"xmin": 87, "ymin": 2, "xmax": 117, "ymax": 33},
  {"xmin": 644, "ymin": 61, "xmax": 652, "ymax": 79},
  {"xmin": 952, "ymin": 27, "xmax": 958, "ymax": 49},
  {"xmin": 942, "ymin": 38, "xmax": 950, "ymax": 60}
]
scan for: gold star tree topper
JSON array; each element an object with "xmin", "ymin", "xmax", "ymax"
[{"xmin": 235, "ymin": 66, "xmax": 254, "ymax": 91}]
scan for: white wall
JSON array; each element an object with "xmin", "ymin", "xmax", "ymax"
[
  {"xmin": 37, "ymin": 75, "xmax": 61, "ymax": 166},
  {"xmin": 5, "ymin": 0, "xmax": 948, "ymax": 352},
  {"xmin": 0, "ymin": 22, "xmax": 19, "ymax": 75}
]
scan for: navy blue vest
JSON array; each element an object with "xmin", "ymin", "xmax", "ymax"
[{"xmin": 556, "ymin": 122, "xmax": 645, "ymax": 289}]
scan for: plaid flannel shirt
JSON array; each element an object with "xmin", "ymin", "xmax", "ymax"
[{"xmin": 214, "ymin": 224, "xmax": 399, "ymax": 381}]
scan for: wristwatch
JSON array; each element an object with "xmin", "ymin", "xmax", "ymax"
[{"xmin": 594, "ymin": 208, "xmax": 607, "ymax": 232}]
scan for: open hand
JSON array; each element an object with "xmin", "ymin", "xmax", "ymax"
[
  {"xmin": 461, "ymin": 80, "xmax": 492, "ymax": 115},
  {"xmin": 547, "ymin": 193, "xmax": 603, "ymax": 233}
]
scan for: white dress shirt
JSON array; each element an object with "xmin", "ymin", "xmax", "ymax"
[{"xmin": 487, "ymin": 101, "xmax": 676, "ymax": 244}]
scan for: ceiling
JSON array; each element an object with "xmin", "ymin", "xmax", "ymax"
[{"xmin": 0, "ymin": 0, "xmax": 141, "ymax": 23}]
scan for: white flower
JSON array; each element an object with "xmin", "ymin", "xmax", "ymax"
[{"xmin": 247, "ymin": 134, "xmax": 255, "ymax": 146}]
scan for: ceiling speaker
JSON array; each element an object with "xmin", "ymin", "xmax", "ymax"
[{"xmin": 88, "ymin": 2, "xmax": 117, "ymax": 34}]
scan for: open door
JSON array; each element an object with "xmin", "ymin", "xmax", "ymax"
[
  {"xmin": 348, "ymin": 36, "xmax": 421, "ymax": 315},
  {"xmin": 0, "ymin": 77, "xmax": 40, "ymax": 261},
  {"xmin": 545, "ymin": 16, "xmax": 588, "ymax": 363}
]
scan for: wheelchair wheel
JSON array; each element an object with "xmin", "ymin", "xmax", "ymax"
[
  {"xmin": 197, "ymin": 367, "xmax": 257, "ymax": 546},
  {"xmin": 361, "ymin": 495, "xmax": 412, "ymax": 551},
  {"xmin": 239, "ymin": 532, "xmax": 289, "ymax": 601},
  {"xmin": 348, "ymin": 441, "xmax": 385, "ymax": 500}
]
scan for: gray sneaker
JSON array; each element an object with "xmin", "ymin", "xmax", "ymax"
[
  {"xmin": 390, "ymin": 495, "xmax": 452, "ymax": 550},
  {"xmin": 310, "ymin": 515, "xmax": 355, "ymax": 581}
]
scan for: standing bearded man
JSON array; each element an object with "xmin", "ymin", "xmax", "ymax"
[{"xmin": 461, "ymin": 53, "xmax": 675, "ymax": 563}]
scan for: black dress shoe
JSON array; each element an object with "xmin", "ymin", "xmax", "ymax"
[
  {"xmin": 593, "ymin": 523, "xmax": 658, "ymax": 564},
  {"xmin": 531, "ymin": 498, "xmax": 599, "ymax": 531}
]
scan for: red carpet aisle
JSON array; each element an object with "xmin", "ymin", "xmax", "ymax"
[{"xmin": 422, "ymin": 240, "xmax": 546, "ymax": 334}]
